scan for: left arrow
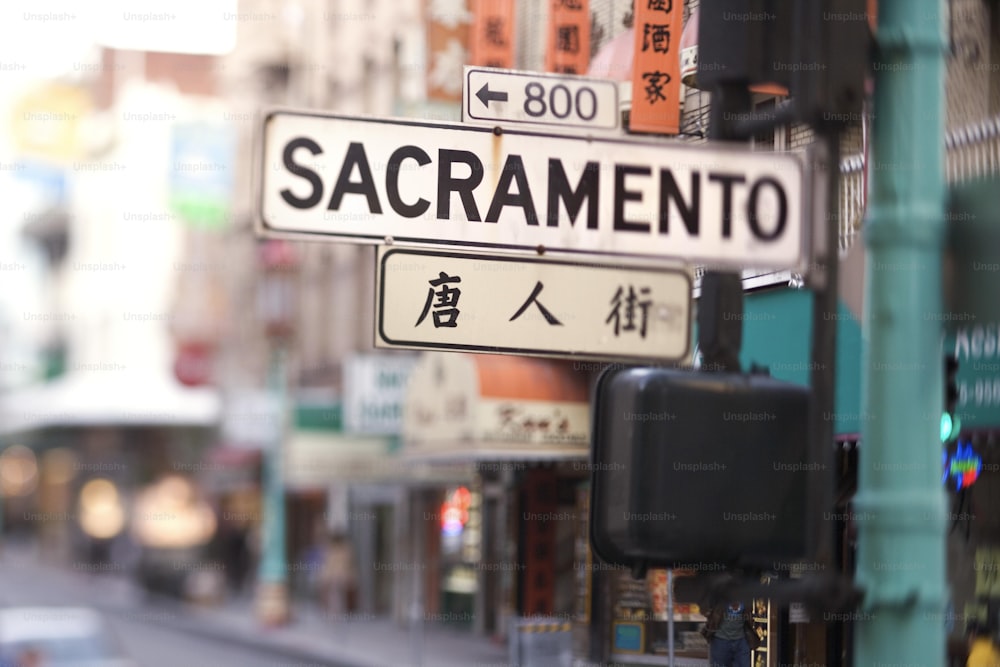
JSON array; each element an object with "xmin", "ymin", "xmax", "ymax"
[{"xmin": 475, "ymin": 83, "xmax": 509, "ymax": 107}]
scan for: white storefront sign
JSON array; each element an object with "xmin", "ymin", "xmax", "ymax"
[
  {"xmin": 376, "ymin": 247, "xmax": 691, "ymax": 363},
  {"xmin": 343, "ymin": 353, "xmax": 418, "ymax": 434}
]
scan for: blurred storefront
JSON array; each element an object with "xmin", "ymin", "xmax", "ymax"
[
  {"xmin": 0, "ymin": 372, "xmax": 219, "ymax": 566},
  {"xmin": 400, "ymin": 352, "xmax": 590, "ymax": 638},
  {"xmin": 283, "ymin": 405, "xmax": 397, "ymax": 610}
]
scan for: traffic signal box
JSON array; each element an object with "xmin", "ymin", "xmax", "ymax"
[
  {"xmin": 698, "ymin": 0, "xmax": 869, "ymax": 125},
  {"xmin": 946, "ymin": 177, "xmax": 1000, "ymax": 328},
  {"xmin": 590, "ymin": 367, "xmax": 813, "ymax": 572}
]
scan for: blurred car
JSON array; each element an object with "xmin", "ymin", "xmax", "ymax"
[
  {"xmin": 0, "ymin": 607, "xmax": 133, "ymax": 667},
  {"xmin": 130, "ymin": 475, "xmax": 219, "ymax": 600}
]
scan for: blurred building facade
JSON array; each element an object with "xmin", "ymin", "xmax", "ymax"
[
  {"xmin": 1, "ymin": 0, "xmax": 998, "ymax": 665},
  {"xmin": 195, "ymin": 0, "xmax": 1000, "ymax": 665},
  {"xmin": 0, "ymin": 42, "xmax": 225, "ymax": 572}
]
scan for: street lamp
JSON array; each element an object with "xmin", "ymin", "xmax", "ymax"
[{"xmin": 254, "ymin": 239, "xmax": 299, "ymax": 626}]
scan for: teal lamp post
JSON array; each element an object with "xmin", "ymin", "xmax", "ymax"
[
  {"xmin": 854, "ymin": 0, "xmax": 948, "ymax": 663},
  {"xmin": 255, "ymin": 240, "xmax": 299, "ymax": 626}
]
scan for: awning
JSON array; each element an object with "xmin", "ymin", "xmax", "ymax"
[
  {"xmin": 284, "ymin": 429, "xmax": 474, "ymax": 489},
  {"xmin": 587, "ymin": 27, "xmax": 633, "ymax": 82},
  {"xmin": 401, "ymin": 352, "xmax": 590, "ymax": 463},
  {"xmin": 0, "ymin": 370, "xmax": 220, "ymax": 434},
  {"xmin": 199, "ymin": 447, "xmax": 260, "ymax": 493},
  {"xmin": 694, "ymin": 287, "xmax": 863, "ymax": 436}
]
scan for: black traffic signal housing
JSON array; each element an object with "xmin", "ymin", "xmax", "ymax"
[
  {"xmin": 942, "ymin": 354, "xmax": 961, "ymax": 443},
  {"xmin": 697, "ymin": 0, "xmax": 870, "ymax": 126},
  {"xmin": 589, "ymin": 366, "xmax": 815, "ymax": 573},
  {"xmin": 945, "ymin": 177, "xmax": 1000, "ymax": 328}
]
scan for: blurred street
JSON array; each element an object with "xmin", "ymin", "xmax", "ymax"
[
  {"xmin": 0, "ymin": 539, "xmax": 339, "ymax": 667},
  {"xmin": 0, "ymin": 537, "xmax": 509, "ymax": 667}
]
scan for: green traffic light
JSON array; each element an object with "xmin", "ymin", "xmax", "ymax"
[{"xmin": 941, "ymin": 413, "xmax": 961, "ymax": 442}]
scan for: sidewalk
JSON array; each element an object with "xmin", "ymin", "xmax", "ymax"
[
  {"xmin": 137, "ymin": 601, "xmax": 511, "ymax": 667},
  {"xmin": 1, "ymin": 541, "xmax": 511, "ymax": 667},
  {"xmin": 143, "ymin": 598, "xmax": 512, "ymax": 667}
]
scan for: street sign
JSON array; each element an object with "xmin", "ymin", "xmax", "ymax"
[
  {"xmin": 343, "ymin": 353, "xmax": 418, "ymax": 435},
  {"xmin": 948, "ymin": 321, "xmax": 1000, "ymax": 430},
  {"xmin": 258, "ymin": 109, "xmax": 814, "ymax": 270},
  {"xmin": 374, "ymin": 247, "xmax": 692, "ymax": 362},
  {"xmin": 463, "ymin": 66, "xmax": 620, "ymax": 131}
]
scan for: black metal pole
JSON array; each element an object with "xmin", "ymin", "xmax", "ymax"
[
  {"xmin": 808, "ymin": 128, "xmax": 841, "ymax": 570},
  {"xmin": 698, "ymin": 81, "xmax": 753, "ymax": 375}
]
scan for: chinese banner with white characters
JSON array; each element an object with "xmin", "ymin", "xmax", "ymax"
[{"xmin": 426, "ymin": 0, "xmax": 472, "ymax": 101}]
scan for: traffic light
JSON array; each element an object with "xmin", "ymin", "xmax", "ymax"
[
  {"xmin": 697, "ymin": 0, "xmax": 870, "ymax": 126},
  {"xmin": 946, "ymin": 178, "xmax": 1000, "ymax": 327},
  {"xmin": 589, "ymin": 367, "xmax": 815, "ymax": 572},
  {"xmin": 941, "ymin": 354, "xmax": 960, "ymax": 443}
]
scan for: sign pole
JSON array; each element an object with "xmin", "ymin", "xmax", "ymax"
[
  {"xmin": 853, "ymin": 0, "xmax": 948, "ymax": 662},
  {"xmin": 256, "ymin": 341, "xmax": 290, "ymax": 625},
  {"xmin": 698, "ymin": 80, "xmax": 751, "ymax": 375},
  {"xmin": 807, "ymin": 127, "xmax": 838, "ymax": 573}
]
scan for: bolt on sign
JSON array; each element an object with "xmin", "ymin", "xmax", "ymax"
[
  {"xmin": 469, "ymin": 0, "xmax": 515, "ymax": 69},
  {"xmin": 426, "ymin": 0, "xmax": 472, "ymax": 102},
  {"xmin": 630, "ymin": 0, "xmax": 683, "ymax": 135},
  {"xmin": 546, "ymin": 0, "xmax": 590, "ymax": 75}
]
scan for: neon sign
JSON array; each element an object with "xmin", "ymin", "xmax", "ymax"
[
  {"xmin": 441, "ymin": 486, "xmax": 472, "ymax": 537},
  {"xmin": 942, "ymin": 441, "xmax": 982, "ymax": 490}
]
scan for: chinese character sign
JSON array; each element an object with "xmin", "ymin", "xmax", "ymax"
[
  {"xmin": 545, "ymin": 0, "xmax": 590, "ymax": 75},
  {"xmin": 416, "ymin": 272, "xmax": 464, "ymax": 328},
  {"xmin": 426, "ymin": 0, "xmax": 472, "ymax": 101},
  {"xmin": 630, "ymin": 0, "xmax": 683, "ymax": 134},
  {"xmin": 469, "ymin": 0, "xmax": 515, "ymax": 69},
  {"xmin": 606, "ymin": 285, "xmax": 653, "ymax": 338},
  {"xmin": 377, "ymin": 248, "xmax": 691, "ymax": 362}
]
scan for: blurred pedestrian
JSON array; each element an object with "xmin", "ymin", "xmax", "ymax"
[
  {"xmin": 222, "ymin": 523, "xmax": 251, "ymax": 596},
  {"xmin": 967, "ymin": 621, "xmax": 1000, "ymax": 667},
  {"xmin": 319, "ymin": 532, "xmax": 357, "ymax": 619},
  {"xmin": 701, "ymin": 600, "xmax": 760, "ymax": 667},
  {"xmin": 302, "ymin": 523, "xmax": 327, "ymax": 603}
]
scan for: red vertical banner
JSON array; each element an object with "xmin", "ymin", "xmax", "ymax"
[
  {"xmin": 426, "ymin": 0, "xmax": 471, "ymax": 102},
  {"xmin": 545, "ymin": 0, "xmax": 590, "ymax": 75},
  {"xmin": 630, "ymin": 0, "xmax": 683, "ymax": 134},
  {"xmin": 469, "ymin": 0, "xmax": 516, "ymax": 69}
]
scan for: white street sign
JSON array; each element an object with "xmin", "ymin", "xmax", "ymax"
[
  {"xmin": 258, "ymin": 109, "xmax": 814, "ymax": 270},
  {"xmin": 463, "ymin": 66, "xmax": 620, "ymax": 131},
  {"xmin": 375, "ymin": 247, "xmax": 692, "ymax": 362}
]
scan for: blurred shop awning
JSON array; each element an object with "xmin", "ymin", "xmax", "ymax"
[
  {"xmin": 199, "ymin": 447, "xmax": 261, "ymax": 494},
  {"xmin": 284, "ymin": 429, "xmax": 475, "ymax": 490},
  {"xmin": 587, "ymin": 27, "xmax": 634, "ymax": 82},
  {"xmin": 0, "ymin": 371, "xmax": 220, "ymax": 434},
  {"xmin": 401, "ymin": 353, "xmax": 590, "ymax": 464},
  {"xmin": 399, "ymin": 446, "xmax": 585, "ymax": 462}
]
